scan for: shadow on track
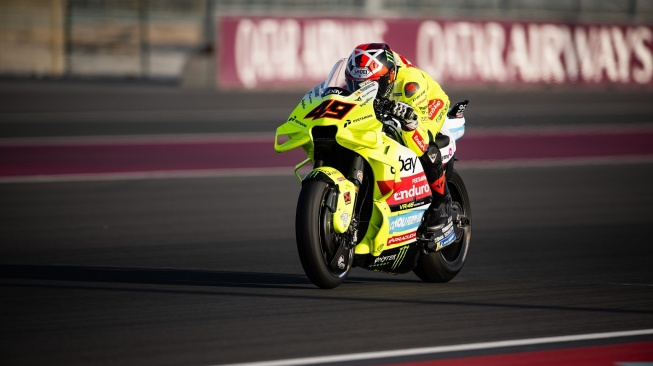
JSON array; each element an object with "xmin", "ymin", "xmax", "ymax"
[
  {"xmin": 0, "ymin": 264, "xmax": 411, "ymax": 290},
  {"xmin": 0, "ymin": 264, "xmax": 315, "ymax": 290},
  {"xmin": 2, "ymin": 264, "xmax": 652, "ymax": 317}
]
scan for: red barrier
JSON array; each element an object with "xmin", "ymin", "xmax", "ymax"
[{"xmin": 217, "ymin": 16, "xmax": 652, "ymax": 89}]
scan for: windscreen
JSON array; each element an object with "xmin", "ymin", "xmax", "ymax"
[{"xmin": 323, "ymin": 58, "xmax": 348, "ymax": 89}]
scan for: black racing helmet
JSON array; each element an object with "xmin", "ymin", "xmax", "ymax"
[{"xmin": 344, "ymin": 43, "xmax": 397, "ymax": 99}]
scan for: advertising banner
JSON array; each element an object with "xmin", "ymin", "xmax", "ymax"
[{"xmin": 217, "ymin": 16, "xmax": 653, "ymax": 89}]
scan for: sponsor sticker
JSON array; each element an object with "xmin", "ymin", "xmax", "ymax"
[
  {"xmin": 341, "ymin": 212, "xmax": 349, "ymax": 227},
  {"xmin": 428, "ymin": 99, "xmax": 444, "ymax": 120},
  {"xmin": 412, "ymin": 130, "xmax": 428, "ymax": 153},
  {"xmin": 390, "ymin": 155, "xmax": 419, "ymax": 174},
  {"xmin": 387, "ymin": 232, "xmax": 417, "ymax": 246},
  {"xmin": 389, "ymin": 211, "xmax": 424, "ymax": 233},
  {"xmin": 287, "ymin": 115, "xmax": 307, "ymax": 127},
  {"xmin": 356, "ymin": 170, "xmax": 364, "ymax": 183},
  {"xmin": 436, "ymin": 230, "xmax": 456, "ymax": 250},
  {"xmin": 322, "ymin": 87, "xmax": 343, "ymax": 96},
  {"xmin": 392, "ymin": 181, "xmax": 430, "ymax": 202},
  {"xmin": 385, "ymin": 172, "xmax": 432, "ymax": 206},
  {"xmin": 404, "ymin": 82, "xmax": 420, "ymax": 98},
  {"xmin": 343, "ymin": 191, "xmax": 351, "ymax": 205}
]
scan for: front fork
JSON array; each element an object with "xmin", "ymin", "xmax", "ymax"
[{"xmin": 346, "ymin": 155, "xmax": 364, "ymax": 245}]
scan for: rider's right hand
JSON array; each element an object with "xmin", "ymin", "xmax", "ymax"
[{"xmin": 391, "ymin": 101, "xmax": 418, "ymax": 131}]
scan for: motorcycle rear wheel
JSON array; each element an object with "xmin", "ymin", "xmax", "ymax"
[
  {"xmin": 296, "ymin": 180, "xmax": 353, "ymax": 289},
  {"xmin": 413, "ymin": 169, "xmax": 472, "ymax": 283}
]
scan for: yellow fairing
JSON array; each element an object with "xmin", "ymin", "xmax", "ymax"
[
  {"xmin": 274, "ymin": 120, "xmax": 311, "ymax": 154},
  {"xmin": 353, "ymin": 200, "xmax": 391, "ymax": 256},
  {"xmin": 274, "ymin": 82, "xmax": 385, "ymax": 155},
  {"xmin": 306, "ymin": 167, "xmax": 358, "ymax": 234},
  {"xmin": 274, "ymin": 81, "xmax": 407, "ymax": 257}
]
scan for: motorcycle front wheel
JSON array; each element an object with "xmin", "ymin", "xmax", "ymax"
[
  {"xmin": 296, "ymin": 180, "xmax": 353, "ymax": 289},
  {"xmin": 413, "ymin": 169, "xmax": 472, "ymax": 283}
]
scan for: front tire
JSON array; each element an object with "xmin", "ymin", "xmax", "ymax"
[
  {"xmin": 296, "ymin": 180, "xmax": 353, "ymax": 289},
  {"xmin": 413, "ymin": 169, "xmax": 472, "ymax": 282}
]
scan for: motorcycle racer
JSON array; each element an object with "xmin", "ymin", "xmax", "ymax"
[{"xmin": 344, "ymin": 43, "xmax": 453, "ymax": 238}]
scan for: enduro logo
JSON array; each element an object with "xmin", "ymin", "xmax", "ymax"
[{"xmin": 393, "ymin": 181, "xmax": 430, "ymax": 201}]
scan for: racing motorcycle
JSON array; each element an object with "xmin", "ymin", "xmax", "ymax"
[{"xmin": 274, "ymin": 58, "xmax": 471, "ymax": 289}]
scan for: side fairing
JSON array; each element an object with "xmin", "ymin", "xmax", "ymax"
[{"xmin": 358, "ymin": 143, "xmax": 432, "ymax": 256}]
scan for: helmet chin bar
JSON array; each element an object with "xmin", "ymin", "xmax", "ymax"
[{"xmin": 345, "ymin": 71, "xmax": 394, "ymax": 99}]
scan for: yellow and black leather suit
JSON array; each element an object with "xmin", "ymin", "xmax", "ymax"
[{"xmin": 390, "ymin": 52, "xmax": 451, "ymax": 158}]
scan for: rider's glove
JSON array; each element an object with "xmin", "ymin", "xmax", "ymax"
[{"xmin": 392, "ymin": 101, "xmax": 419, "ymax": 131}]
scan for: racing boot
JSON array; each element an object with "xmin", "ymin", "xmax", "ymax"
[
  {"xmin": 424, "ymin": 163, "xmax": 453, "ymax": 235},
  {"xmin": 422, "ymin": 192, "xmax": 456, "ymax": 250},
  {"xmin": 425, "ymin": 193, "xmax": 453, "ymax": 234}
]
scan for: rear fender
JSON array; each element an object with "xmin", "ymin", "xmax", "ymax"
[{"xmin": 303, "ymin": 167, "xmax": 357, "ymax": 234}]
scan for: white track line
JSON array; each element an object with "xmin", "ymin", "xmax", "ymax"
[{"xmin": 216, "ymin": 328, "xmax": 653, "ymax": 366}]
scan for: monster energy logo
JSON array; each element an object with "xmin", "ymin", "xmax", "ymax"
[
  {"xmin": 391, "ymin": 245, "xmax": 409, "ymax": 271},
  {"xmin": 386, "ymin": 50, "xmax": 395, "ymax": 63}
]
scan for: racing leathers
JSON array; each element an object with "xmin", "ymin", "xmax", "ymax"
[{"xmin": 385, "ymin": 52, "xmax": 453, "ymax": 234}]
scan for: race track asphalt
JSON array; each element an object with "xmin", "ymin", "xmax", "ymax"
[{"xmin": 1, "ymin": 80, "xmax": 652, "ymax": 366}]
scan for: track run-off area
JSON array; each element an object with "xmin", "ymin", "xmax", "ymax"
[{"xmin": 2, "ymin": 125, "xmax": 653, "ymax": 182}]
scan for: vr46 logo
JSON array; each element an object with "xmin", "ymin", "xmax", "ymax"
[{"xmin": 305, "ymin": 100, "xmax": 356, "ymax": 120}]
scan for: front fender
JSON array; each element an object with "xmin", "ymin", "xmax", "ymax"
[{"xmin": 303, "ymin": 167, "xmax": 357, "ymax": 234}]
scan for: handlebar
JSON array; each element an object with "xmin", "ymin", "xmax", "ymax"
[{"xmin": 373, "ymin": 97, "xmax": 395, "ymax": 116}]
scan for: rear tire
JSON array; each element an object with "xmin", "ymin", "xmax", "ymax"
[
  {"xmin": 413, "ymin": 169, "xmax": 472, "ymax": 283},
  {"xmin": 296, "ymin": 180, "xmax": 353, "ymax": 289}
]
